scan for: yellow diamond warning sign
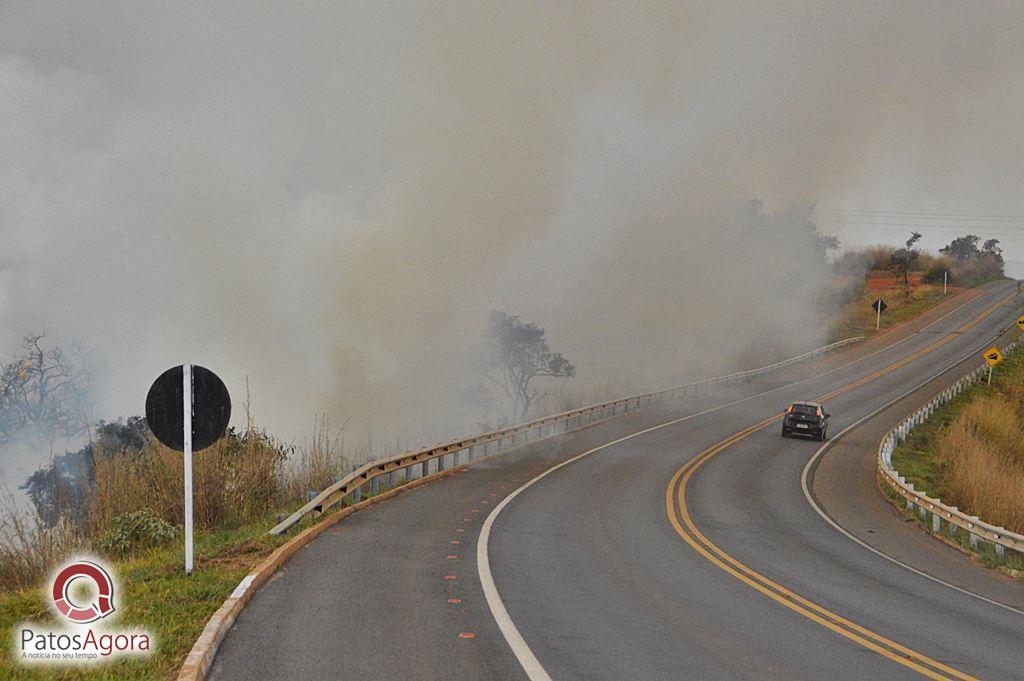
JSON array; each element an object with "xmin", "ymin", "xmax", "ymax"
[
  {"xmin": 983, "ymin": 347, "xmax": 1004, "ymax": 367},
  {"xmin": 1016, "ymin": 314, "xmax": 1024, "ymax": 331}
]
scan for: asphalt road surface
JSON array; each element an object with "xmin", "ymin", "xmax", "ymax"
[{"xmin": 211, "ymin": 281, "xmax": 1024, "ymax": 681}]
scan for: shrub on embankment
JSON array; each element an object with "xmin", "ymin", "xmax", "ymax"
[{"xmin": 1, "ymin": 413, "xmax": 352, "ymax": 592}]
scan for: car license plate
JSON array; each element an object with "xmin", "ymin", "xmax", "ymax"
[{"xmin": 796, "ymin": 423, "xmax": 809, "ymax": 429}]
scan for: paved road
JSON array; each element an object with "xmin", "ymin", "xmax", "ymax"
[{"xmin": 211, "ymin": 281, "xmax": 1024, "ymax": 681}]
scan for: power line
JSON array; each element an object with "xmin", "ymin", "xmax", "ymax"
[
  {"xmin": 820, "ymin": 221, "xmax": 1024, "ymax": 232},
  {"xmin": 819, "ymin": 208, "xmax": 1024, "ymax": 222}
]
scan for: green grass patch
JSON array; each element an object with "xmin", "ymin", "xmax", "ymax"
[{"xmin": 0, "ymin": 518, "xmax": 290, "ymax": 680}]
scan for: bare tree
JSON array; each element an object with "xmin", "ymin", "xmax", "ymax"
[
  {"xmin": 0, "ymin": 334, "xmax": 91, "ymax": 450},
  {"xmin": 476, "ymin": 311, "xmax": 575, "ymax": 421}
]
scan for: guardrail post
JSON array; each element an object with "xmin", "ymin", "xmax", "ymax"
[
  {"xmin": 995, "ymin": 542, "xmax": 1005, "ymax": 559},
  {"xmin": 918, "ymin": 505, "xmax": 927, "ymax": 520},
  {"xmin": 350, "ymin": 465, "xmax": 362, "ymax": 503},
  {"xmin": 421, "ymin": 460, "xmax": 429, "ymax": 477},
  {"xmin": 931, "ymin": 513, "xmax": 941, "ymax": 533},
  {"xmin": 370, "ymin": 475, "xmax": 380, "ymax": 496},
  {"xmin": 906, "ymin": 498, "xmax": 914, "ymax": 510},
  {"xmin": 438, "ymin": 453, "xmax": 446, "ymax": 472},
  {"xmin": 969, "ymin": 532, "xmax": 979, "ymax": 549}
]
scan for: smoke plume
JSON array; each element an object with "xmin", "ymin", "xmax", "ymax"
[{"xmin": 2, "ymin": 2, "xmax": 1023, "ymax": 470}]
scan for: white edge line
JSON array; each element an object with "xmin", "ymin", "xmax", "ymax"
[
  {"xmin": 480, "ymin": 284, "xmax": 1020, "ymax": 679},
  {"xmin": 800, "ymin": 333, "xmax": 1024, "ymax": 618},
  {"xmin": 477, "ymin": 419, "xmax": 685, "ymax": 681}
]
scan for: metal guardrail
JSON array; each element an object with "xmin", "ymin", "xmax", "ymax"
[
  {"xmin": 271, "ymin": 336, "xmax": 865, "ymax": 535},
  {"xmin": 877, "ymin": 339, "xmax": 1024, "ymax": 557}
]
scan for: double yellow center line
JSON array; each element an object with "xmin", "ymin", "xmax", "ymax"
[{"xmin": 665, "ymin": 289, "xmax": 1015, "ymax": 680}]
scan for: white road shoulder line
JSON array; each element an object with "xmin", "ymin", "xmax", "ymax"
[{"xmin": 801, "ymin": 341, "xmax": 1024, "ymax": 618}]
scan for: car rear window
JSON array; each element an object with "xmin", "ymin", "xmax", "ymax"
[{"xmin": 791, "ymin": 404, "xmax": 818, "ymax": 416}]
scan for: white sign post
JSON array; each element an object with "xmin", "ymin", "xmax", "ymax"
[
  {"xmin": 183, "ymin": 363, "xmax": 194, "ymax": 575},
  {"xmin": 146, "ymin": 362, "xmax": 229, "ymax": 575}
]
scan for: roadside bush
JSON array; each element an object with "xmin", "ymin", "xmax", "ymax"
[
  {"xmin": 952, "ymin": 254, "xmax": 1005, "ymax": 287},
  {"xmin": 914, "ymin": 252, "xmax": 949, "ymax": 275},
  {"xmin": 833, "ymin": 245, "xmax": 893, "ymax": 276},
  {"xmin": 88, "ymin": 426, "xmax": 292, "ymax": 535},
  {"xmin": 19, "ymin": 417, "xmax": 151, "ymax": 530},
  {"xmin": 96, "ymin": 509, "xmax": 177, "ymax": 557},
  {"xmin": 922, "ymin": 262, "xmax": 953, "ymax": 285}
]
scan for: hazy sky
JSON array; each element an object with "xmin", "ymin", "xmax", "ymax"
[{"xmin": 2, "ymin": 2, "xmax": 1023, "ymax": 478}]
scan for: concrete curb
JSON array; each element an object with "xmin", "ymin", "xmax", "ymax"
[{"xmin": 176, "ymin": 463, "xmax": 469, "ymax": 681}]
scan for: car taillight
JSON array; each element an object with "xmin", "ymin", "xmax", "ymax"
[{"xmin": 786, "ymin": 406, "xmax": 792, "ymax": 414}]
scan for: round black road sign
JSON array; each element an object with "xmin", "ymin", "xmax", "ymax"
[{"xmin": 145, "ymin": 365, "xmax": 231, "ymax": 452}]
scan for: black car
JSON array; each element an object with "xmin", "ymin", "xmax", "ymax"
[{"xmin": 781, "ymin": 401, "xmax": 830, "ymax": 441}]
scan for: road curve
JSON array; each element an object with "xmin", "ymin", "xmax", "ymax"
[{"xmin": 210, "ymin": 281, "xmax": 1023, "ymax": 681}]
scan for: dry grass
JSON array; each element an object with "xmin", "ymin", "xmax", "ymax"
[
  {"xmin": 0, "ymin": 494, "xmax": 83, "ymax": 591},
  {"xmin": 828, "ymin": 281, "xmax": 950, "ymax": 341},
  {"xmin": 87, "ymin": 429, "xmax": 289, "ymax": 537},
  {"xmin": 282, "ymin": 414, "xmax": 350, "ymax": 502},
  {"xmin": 933, "ymin": 392, "xmax": 1024, "ymax": 534},
  {"xmin": 1, "ymin": 408, "xmax": 355, "ymax": 592}
]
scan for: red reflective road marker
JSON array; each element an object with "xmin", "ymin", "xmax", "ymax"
[
  {"xmin": 444, "ymin": 575, "xmax": 457, "ymax": 580},
  {"xmin": 446, "ymin": 554, "xmax": 458, "ymax": 559},
  {"xmin": 448, "ymin": 598, "xmax": 462, "ymax": 604},
  {"xmin": 458, "ymin": 632, "xmax": 476, "ymax": 639}
]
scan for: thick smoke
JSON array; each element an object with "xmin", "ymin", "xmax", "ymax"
[{"xmin": 2, "ymin": 3, "xmax": 1023, "ymax": 470}]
